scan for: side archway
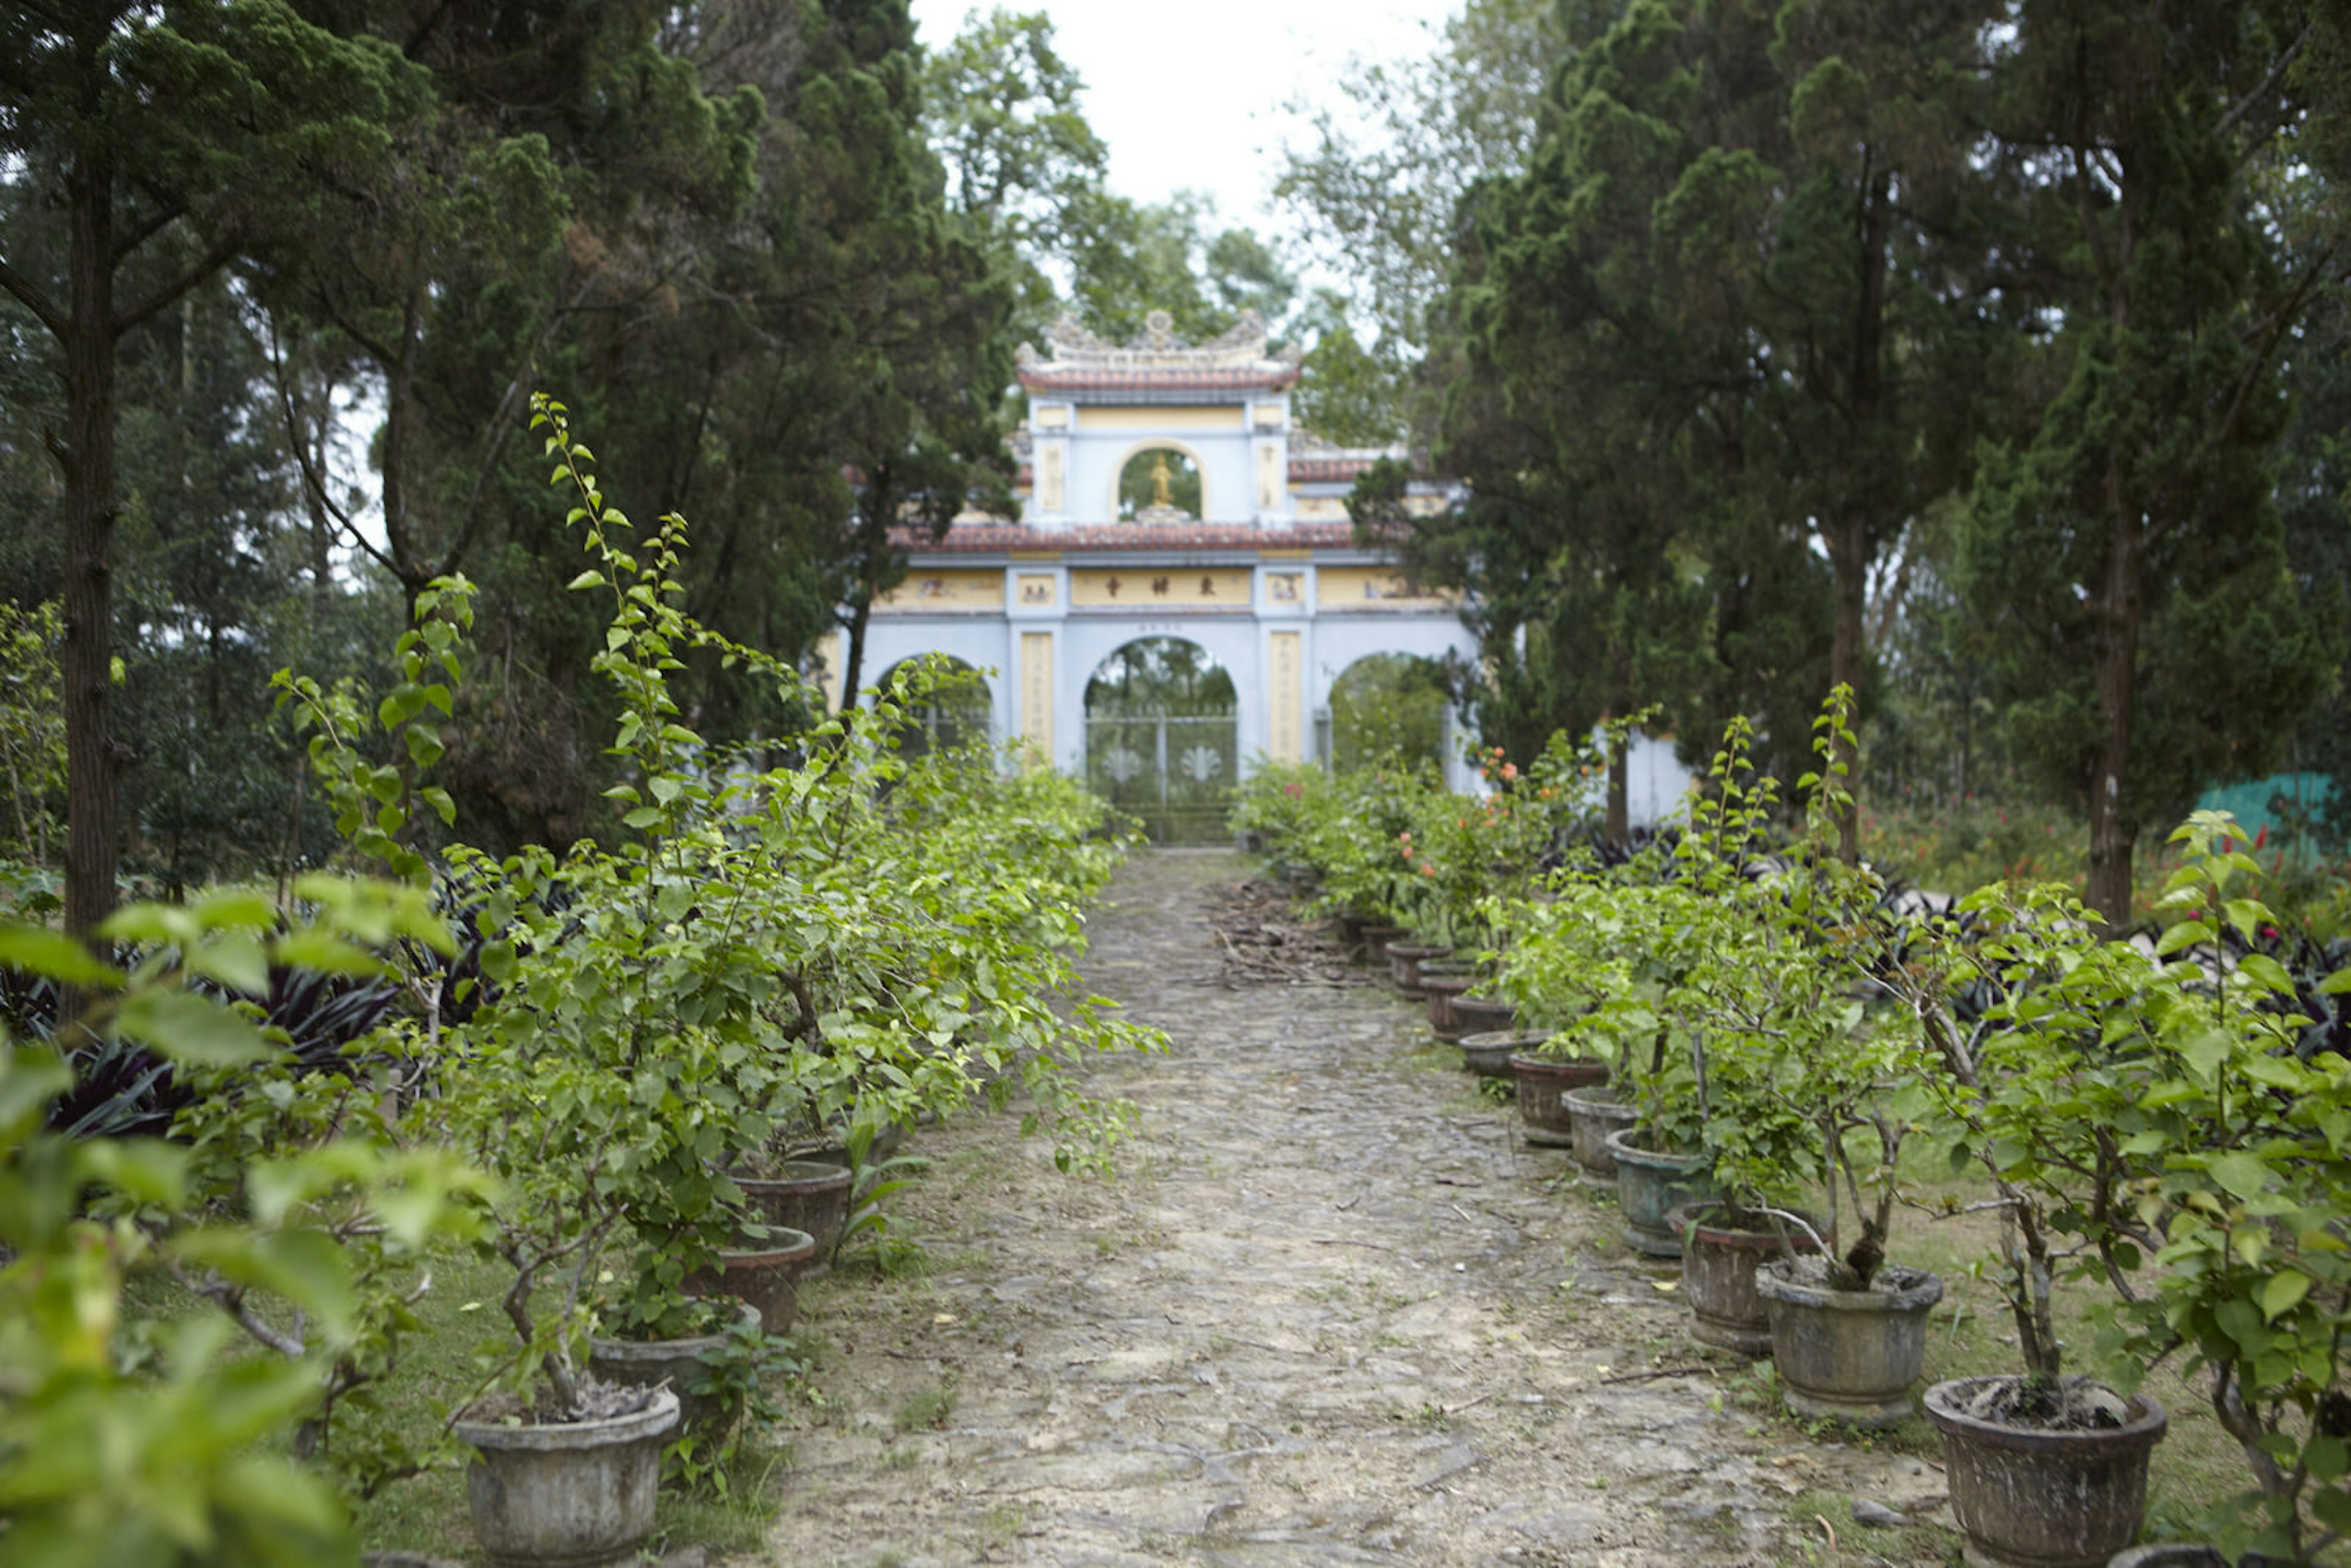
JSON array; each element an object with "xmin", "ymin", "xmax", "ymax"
[
  {"xmin": 876, "ymin": 656, "xmax": 994, "ymax": 762},
  {"xmin": 1326, "ymin": 653, "xmax": 1451, "ymax": 775},
  {"xmin": 1084, "ymin": 637, "xmax": 1236, "ymax": 841}
]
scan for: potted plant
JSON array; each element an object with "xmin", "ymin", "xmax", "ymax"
[
  {"xmin": 2034, "ymin": 814, "xmax": 2346, "ymax": 1565},
  {"xmin": 1894, "ymin": 868, "xmax": 2172, "ymax": 1565},
  {"xmin": 1676, "ymin": 696, "xmax": 1947, "ymax": 1404}
]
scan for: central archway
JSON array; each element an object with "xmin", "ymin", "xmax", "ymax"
[
  {"xmin": 1327, "ymin": 652, "xmax": 1450, "ymax": 774},
  {"xmin": 1084, "ymin": 637, "xmax": 1237, "ymax": 842}
]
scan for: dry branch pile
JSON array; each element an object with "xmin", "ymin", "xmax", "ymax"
[{"xmin": 1205, "ymin": 880, "xmax": 1373, "ymax": 989}]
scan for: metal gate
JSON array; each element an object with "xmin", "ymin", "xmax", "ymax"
[
  {"xmin": 1083, "ymin": 637, "xmax": 1238, "ymax": 843},
  {"xmin": 1085, "ymin": 707, "xmax": 1237, "ymax": 842}
]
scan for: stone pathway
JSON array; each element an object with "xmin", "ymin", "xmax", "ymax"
[{"xmin": 761, "ymin": 851, "xmax": 1952, "ymax": 1567}]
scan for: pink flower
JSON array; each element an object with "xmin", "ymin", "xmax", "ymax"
[{"xmin": 1500, "ymin": 762, "xmax": 1518, "ymax": 781}]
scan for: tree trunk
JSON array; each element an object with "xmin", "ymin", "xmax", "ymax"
[
  {"xmin": 1825, "ymin": 169, "xmax": 1889, "ymax": 867},
  {"xmin": 2085, "ymin": 456, "xmax": 2140, "ymax": 931},
  {"xmin": 1827, "ymin": 512, "xmax": 1866, "ymax": 863},
  {"xmin": 61, "ymin": 148, "xmax": 123, "ymax": 939},
  {"xmin": 1605, "ymin": 724, "xmax": 1629, "ymax": 842}
]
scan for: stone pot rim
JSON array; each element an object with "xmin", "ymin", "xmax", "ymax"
[
  {"xmin": 1603, "ymin": 1127, "xmax": 1710, "ymax": 1174},
  {"xmin": 731, "ymin": 1158, "xmax": 853, "ymax": 1195},
  {"xmin": 1386, "ymin": 942, "xmax": 1452, "ymax": 959},
  {"xmin": 1561, "ymin": 1081, "xmax": 1630, "ymax": 1110},
  {"xmin": 1757, "ymin": 1257, "xmax": 1945, "ymax": 1314},
  {"xmin": 1511, "ymin": 1052, "xmax": 1607, "ymax": 1078},
  {"xmin": 454, "ymin": 1387, "xmax": 680, "ymax": 1452},
  {"xmin": 719, "ymin": 1225, "xmax": 817, "ymax": 1267},
  {"xmin": 590, "ymin": 1300, "xmax": 759, "ymax": 1362},
  {"xmin": 1924, "ymin": 1375, "xmax": 2169, "ymax": 1455},
  {"xmin": 1667, "ymin": 1202, "xmax": 1824, "ymax": 1254},
  {"xmin": 1461, "ymin": 1029, "xmax": 1548, "ymax": 1051}
]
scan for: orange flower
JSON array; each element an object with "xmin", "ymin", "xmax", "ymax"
[{"xmin": 1499, "ymin": 762, "xmax": 1518, "ymax": 781}]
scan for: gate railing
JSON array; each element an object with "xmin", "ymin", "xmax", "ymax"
[{"xmin": 1084, "ymin": 706, "xmax": 1235, "ymax": 844}]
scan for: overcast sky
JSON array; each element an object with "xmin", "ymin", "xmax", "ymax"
[{"xmin": 906, "ymin": 0, "xmax": 1461, "ymax": 230}]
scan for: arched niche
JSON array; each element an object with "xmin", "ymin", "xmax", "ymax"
[{"xmin": 1112, "ymin": 443, "xmax": 1205, "ymax": 522}]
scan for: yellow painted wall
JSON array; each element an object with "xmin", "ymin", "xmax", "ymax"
[
  {"xmin": 874, "ymin": 568, "xmax": 1004, "ymax": 612},
  {"xmin": 1019, "ymin": 632, "xmax": 1053, "ymax": 760},
  {"xmin": 1070, "ymin": 568, "xmax": 1254, "ymax": 609},
  {"xmin": 1317, "ymin": 566, "xmax": 1458, "ymax": 607},
  {"xmin": 1078, "ymin": 405, "xmax": 1243, "ymax": 432},
  {"xmin": 1268, "ymin": 631, "xmax": 1303, "ymax": 763}
]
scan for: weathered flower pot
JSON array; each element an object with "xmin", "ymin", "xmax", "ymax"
[
  {"xmin": 680, "ymin": 1226, "xmax": 816, "ymax": 1334},
  {"xmin": 1757, "ymin": 1258, "xmax": 1944, "ymax": 1428},
  {"xmin": 1423, "ymin": 972, "xmax": 1476, "ymax": 1041},
  {"xmin": 1387, "ymin": 942, "xmax": 1452, "ymax": 996},
  {"xmin": 1361, "ymin": 924, "xmax": 1407, "ymax": 964},
  {"xmin": 1449, "ymin": 994, "xmax": 1517, "ymax": 1037},
  {"xmin": 454, "ymin": 1388, "xmax": 679, "ymax": 1567},
  {"xmin": 792, "ymin": 1120, "xmax": 906, "ymax": 1169},
  {"xmin": 1513, "ymin": 1055, "xmax": 1610, "ymax": 1146},
  {"xmin": 1667, "ymin": 1204, "xmax": 1818, "ymax": 1356},
  {"xmin": 1925, "ymin": 1376, "xmax": 2167, "ymax": 1568},
  {"xmin": 1564, "ymin": 1084, "xmax": 1637, "ymax": 1176},
  {"xmin": 730, "ymin": 1160, "xmax": 853, "ymax": 1278},
  {"xmin": 1460, "ymin": 1029, "xmax": 1547, "ymax": 1078},
  {"xmin": 588, "ymin": 1304, "xmax": 759, "ymax": 1436},
  {"xmin": 1605, "ymin": 1130, "xmax": 1715, "ymax": 1256}
]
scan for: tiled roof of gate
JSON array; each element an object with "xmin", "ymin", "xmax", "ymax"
[
  {"xmin": 893, "ymin": 521, "xmax": 1374, "ymax": 555},
  {"xmin": 1015, "ymin": 364, "xmax": 1301, "ymax": 395}
]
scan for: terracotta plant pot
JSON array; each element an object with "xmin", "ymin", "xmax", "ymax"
[
  {"xmin": 1667, "ymin": 1204, "xmax": 1818, "ymax": 1356},
  {"xmin": 1925, "ymin": 1376, "xmax": 2167, "ymax": 1568},
  {"xmin": 454, "ymin": 1389, "xmax": 679, "ymax": 1567},
  {"xmin": 1449, "ymin": 993, "xmax": 1517, "ymax": 1038},
  {"xmin": 1423, "ymin": 972, "xmax": 1476, "ymax": 1041},
  {"xmin": 1362, "ymin": 925, "xmax": 1407, "ymax": 965},
  {"xmin": 1563, "ymin": 1084, "xmax": 1637, "ymax": 1177},
  {"xmin": 1387, "ymin": 942, "xmax": 1452, "ymax": 996},
  {"xmin": 1513, "ymin": 1055, "xmax": 1610, "ymax": 1146},
  {"xmin": 1460, "ymin": 1028, "xmax": 1547, "ymax": 1078},
  {"xmin": 1757, "ymin": 1257, "xmax": 1944, "ymax": 1428},
  {"xmin": 730, "ymin": 1159, "xmax": 853, "ymax": 1278},
  {"xmin": 680, "ymin": 1226, "xmax": 816, "ymax": 1334},
  {"xmin": 1605, "ymin": 1130, "xmax": 1716, "ymax": 1256}
]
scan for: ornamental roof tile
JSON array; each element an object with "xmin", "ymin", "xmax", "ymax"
[
  {"xmin": 892, "ymin": 521, "xmax": 1368, "ymax": 555},
  {"xmin": 1016, "ymin": 364, "xmax": 1300, "ymax": 394}
]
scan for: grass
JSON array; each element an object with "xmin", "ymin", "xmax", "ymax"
[{"xmin": 124, "ymin": 1239, "xmax": 800, "ymax": 1562}]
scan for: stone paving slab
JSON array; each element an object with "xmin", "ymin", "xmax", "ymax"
[{"xmin": 759, "ymin": 851, "xmax": 1953, "ymax": 1566}]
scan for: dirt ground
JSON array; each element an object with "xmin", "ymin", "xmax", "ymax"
[{"xmin": 760, "ymin": 850, "xmax": 1960, "ymax": 1567}]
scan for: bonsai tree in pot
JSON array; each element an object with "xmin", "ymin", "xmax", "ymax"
[
  {"xmin": 2086, "ymin": 812, "xmax": 2351, "ymax": 1564},
  {"xmin": 1891, "ymin": 864, "xmax": 2176, "ymax": 1564},
  {"xmin": 1697, "ymin": 692, "xmax": 1944, "ymax": 1416}
]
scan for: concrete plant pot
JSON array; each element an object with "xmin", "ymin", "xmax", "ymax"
[
  {"xmin": 1757, "ymin": 1258, "xmax": 1944, "ymax": 1429},
  {"xmin": 1925, "ymin": 1376, "xmax": 2167, "ymax": 1568},
  {"xmin": 454, "ymin": 1388, "xmax": 678, "ymax": 1567}
]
